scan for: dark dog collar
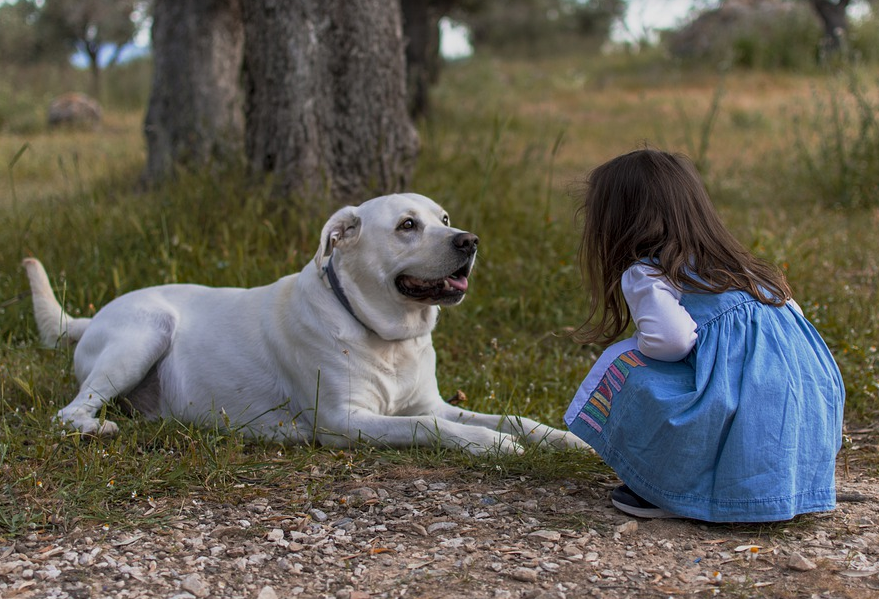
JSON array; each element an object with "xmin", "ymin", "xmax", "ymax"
[{"xmin": 324, "ymin": 255, "xmax": 374, "ymax": 334}]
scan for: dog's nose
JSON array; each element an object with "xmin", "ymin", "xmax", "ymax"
[{"xmin": 453, "ymin": 232, "xmax": 479, "ymax": 254}]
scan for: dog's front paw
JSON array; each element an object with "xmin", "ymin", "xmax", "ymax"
[
  {"xmin": 505, "ymin": 418, "xmax": 590, "ymax": 452},
  {"xmin": 460, "ymin": 432, "xmax": 523, "ymax": 456},
  {"xmin": 55, "ymin": 409, "xmax": 119, "ymax": 437},
  {"xmin": 544, "ymin": 431, "xmax": 593, "ymax": 452},
  {"xmin": 494, "ymin": 433, "xmax": 525, "ymax": 456},
  {"xmin": 525, "ymin": 425, "xmax": 594, "ymax": 452}
]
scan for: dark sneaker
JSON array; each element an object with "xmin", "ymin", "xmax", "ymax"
[{"xmin": 611, "ymin": 485, "xmax": 679, "ymax": 519}]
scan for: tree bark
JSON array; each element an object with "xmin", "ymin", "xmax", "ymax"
[
  {"xmin": 810, "ymin": 0, "xmax": 851, "ymax": 54},
  {"xmin": 241, "ymin": 0, "xmax": 419, "ymax": 206},
  {"xmin": 401, "ymin": 0, "xmax": 453, "ymax": 119},
  {"xmin": 85, "ymin": 47, "xmax": 101, "ymax": 100},
  {"xmin": 143, "ymin": 0, "xmax": 244, "ymax": 184}
]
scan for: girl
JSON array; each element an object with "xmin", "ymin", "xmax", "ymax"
[{"xmin": 564, "ymin": 148, "xmax": 844, "ymax": 522}]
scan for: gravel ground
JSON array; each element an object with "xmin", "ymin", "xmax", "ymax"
[{"xmin": 2, "ymin": 460, "xmax": 878, "ymax": 599}]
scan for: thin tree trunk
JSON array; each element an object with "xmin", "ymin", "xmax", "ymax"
[
  {"xmin": 242, "ymin": 0, "xmax": 419, "ymax": 206},
  {"xmin": 401, "ymin": 0, "xmax": 452, "ymax": 119},
  {"xmin": 810, "ymin": 0, "xmax": 851, "ymax": 54},
  {"xmin": 88, "ymin": 53, "xmax": 100, "ymax": 101},
  {"xmin": 143, "ymin": 0, "xmax": 244, "ymax": 185}
]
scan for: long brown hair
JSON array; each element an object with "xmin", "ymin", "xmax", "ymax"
[{"xmin": 574, "ymin": 148, "xmax": 792, "ymax": 346}]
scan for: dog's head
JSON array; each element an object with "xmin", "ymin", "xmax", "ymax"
[{"xmin": 314, "ymin": 193, "xmax": 478, "ymax": 339}]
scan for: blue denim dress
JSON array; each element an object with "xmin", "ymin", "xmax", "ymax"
[{"xmin": 564, "ymin": 289, "xmax": 845, "ymax": 522}]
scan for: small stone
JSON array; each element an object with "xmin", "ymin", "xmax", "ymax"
[
  {"xmin": 38, "ymin": 565, "xmax": 61, "ymax": 581},
  {"xmin": 211, "ymin": 525, "xmax": 248, "ymax": 539},
  {"xmin": 181, "ymin": 573, "xmax": 210, "ymax": 597},
  {"xmin": 256, "ymin": 586, "xmax": 278, "ymax": 599},
  {"xmin": 333, "ymin": 517, "xmax": 355, "ymax": 529},
  {"xmin": 248, "ymin": 552, "xmax": 269, "ymax": 566},
  {"xmin": 78, "ymin": 553, "xmax": 94, "ymax": 567},
  {"xmin": 615, "ymin": 520, "xmax": 638, "ymax": 534},
  {"xmin": 528, "ymin": 530, "xmax": 561, "ymax": 543},
  {"xmin": 309, "ymin": 509, "xmax": 328, "ymax": 522},
  {"xmin": 788, "ymin": 553, "xmax": 817, "ymax": 571},
  {"xmin": 349, "ymin": 487, "xmax": 378, "ymax": 500},
  {"xmin": 539, "ymin": 561, "xmax": 560, "ymax": 572},
  {"xmin": 247, "ymin": 502, "xmax": 268, "ymax": 514},
  {"xmin": 266, "ymin": 528, "xmax": 284, "ymax": 543},
  {"xmin": 509, "ymin": 567, "xmax": 539, "ymax": 582},
  {"xmin": 427, "ymin": 521, "xmax": 457, "ymax": 534}
]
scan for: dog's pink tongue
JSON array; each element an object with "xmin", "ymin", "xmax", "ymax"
[{"xmin": 447, "ymin": 275, "xmax": 468, "ymax": 292}]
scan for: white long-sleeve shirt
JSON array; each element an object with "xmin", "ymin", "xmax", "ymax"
[
  {"xmin": 621, "ymin": 263, "xmax": 698, "ymax": 362},
  {"xmin": 621, "ymin": 263, "xmax": 804, "ymax": 363}
]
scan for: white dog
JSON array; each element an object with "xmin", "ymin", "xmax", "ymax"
[{"xmin": 24, "ymin": 193, "xmax": 585, "ymax": 455}]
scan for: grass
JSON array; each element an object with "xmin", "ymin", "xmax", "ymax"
[{"xmin": 1, "ymin": 50, "xmax": 879, "ymax": 537}]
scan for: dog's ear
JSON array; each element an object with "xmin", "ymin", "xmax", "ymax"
[{"xmin": 314, "ymin": 206, "xmax": 362, "ymax": 269}]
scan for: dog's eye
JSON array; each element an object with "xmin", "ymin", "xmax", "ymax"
[
  {"xmin": 398, "ymin": 218, "xmax": 416, "ymax": 231},
  {"xmin": 442, "ymin": 215, "xmax": 450, "ymax": 226}
]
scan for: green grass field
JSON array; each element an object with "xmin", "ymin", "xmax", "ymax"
[{"xmin": 1, "ymin": 50, "xmax": 877, "ymax": 535}]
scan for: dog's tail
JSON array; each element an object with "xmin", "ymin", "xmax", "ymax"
[{"xmin": 22, "ymin": 258, "xmax": 91, "ymax": 347}]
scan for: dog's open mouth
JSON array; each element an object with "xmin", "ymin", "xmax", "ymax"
[{"xmin": 395, "ymin": 263, "xmax": 471, "ymax": 304}]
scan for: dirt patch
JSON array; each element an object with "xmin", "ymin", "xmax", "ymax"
[{"xmin": 1, "ymin": 457, "xmax": 878, "ymax": 599}]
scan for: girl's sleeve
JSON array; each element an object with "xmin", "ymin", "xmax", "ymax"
[{"xmin": 622, "ymin": 264, "xmax": 697, "ymax": 362}]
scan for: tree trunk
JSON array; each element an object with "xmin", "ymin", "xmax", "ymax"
[
  {"xmin": 810, "ymin": 0, "xmax": 851, "ymax": 54},
  {"xmin": 242, "ymin": 0, "xmax": 419, "ymax": 206},
  {"xmin": 401, "ymin": 0, "xmax": 453, "ymax": 119},
  {"xmin": 87, "ymin": 50, "xmax": 101, "ymax": 101},
  {"xmin": 143, "ymin": 0, "xmax": 244, "ymax": 184}
]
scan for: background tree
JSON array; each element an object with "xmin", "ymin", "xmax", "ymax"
[
  {"xmin": 452, "ymin": 0, "xmax": 626, "ymax": 55},
  {"xmin": 668, "ymin": 0, "xmax": 873, "ymax": 67},
  {"xmin": 809, "ymin": 0, "xmax": 852, "ymax": 54},
  {"xmin": 241, "ymin": 0, "xmax": 419, "ymax": 206},
  {"xmin": 397, "ymin": 0, "xmax": 626, "ymax": 119},
  {"xmin": 143, "ymin": 0, "xmax": 244, "ymax": 184},
  {"xmin": 668, "ymin": 0, "xmax": 822, "ymax": 70},
  {"xmin": 38, "ymin": 0, "xmax": 148, "ymax": 98},
  {"xmin": 401, "ymin": 0, "xmax": 455, "ymax": 119}
]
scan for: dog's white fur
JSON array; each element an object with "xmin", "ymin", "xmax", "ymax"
[{"xmin": 24, "ymin": 193, "xmax": 585, "ymax": 455}]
